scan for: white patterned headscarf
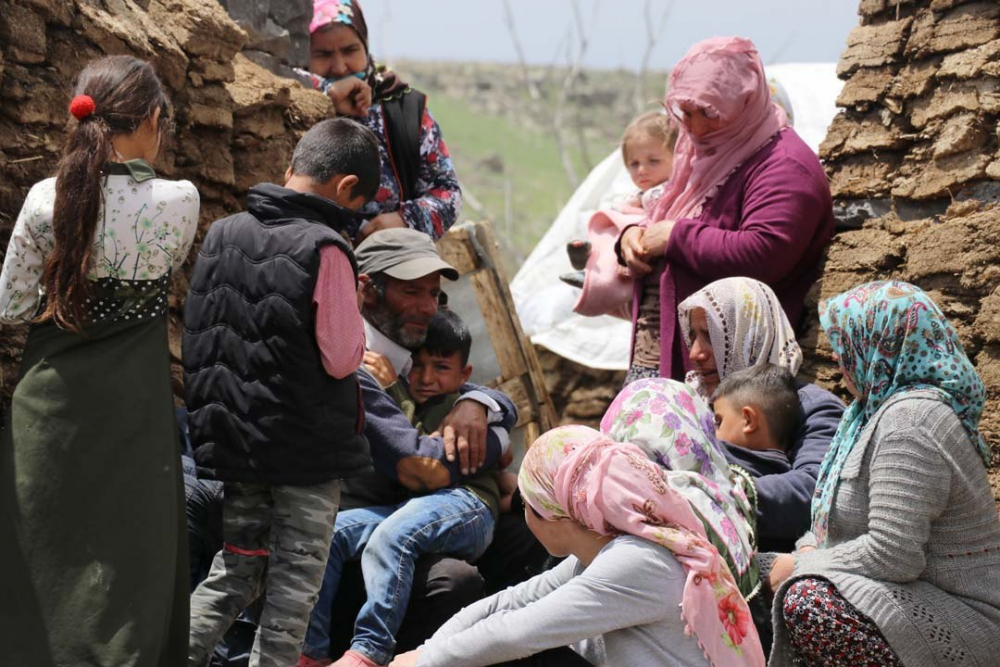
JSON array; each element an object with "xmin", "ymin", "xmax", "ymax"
[{"xmin": 677, "ymin": 277, "xmax": 803, "ymax": 399}]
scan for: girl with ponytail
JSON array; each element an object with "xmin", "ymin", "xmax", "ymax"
[{"xmin": 0, "ymin": 55, "xmax": 198, "ymax": 666}]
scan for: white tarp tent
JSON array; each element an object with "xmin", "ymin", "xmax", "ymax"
[{"xmin": 511, "ymin": 63, "xmax": 843, "ymax": 371}]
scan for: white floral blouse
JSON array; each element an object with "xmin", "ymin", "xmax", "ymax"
[{"xmin": 0, "ymin": 166, "xmax": 199, "ymax": 324}]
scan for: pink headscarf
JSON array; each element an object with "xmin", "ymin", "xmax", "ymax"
[
  {"xmin": 649, "ymin": 36, "xmax": 787, "ymax": 224},
  {"xmin": 519, "ymin": 426, "xmax": 764, "ymax": 667}
]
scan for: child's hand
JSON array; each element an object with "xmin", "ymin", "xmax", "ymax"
[
  {"xmin": 357, "ymin": 212, "xmax": 406, "ymax": 245},
  {"xmin": 364, "ymin": 351, "xmax": 398, "ymax": 388},
  {"xmin": 498, "ymin": 470, "xmax": 518, "ymax": 514}
]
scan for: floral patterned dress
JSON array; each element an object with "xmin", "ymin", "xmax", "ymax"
[
  {"xmin": 350, "ymin": 101, "xmax": 462, "ymax": 241},
  {"xmin": 0, "ymin": 160, "xmax": 198, "ymax": 666}
]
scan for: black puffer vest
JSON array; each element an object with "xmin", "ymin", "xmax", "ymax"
[{"xmin": 183, "ymin": 183, "xmax": 369, "ymax": 485}]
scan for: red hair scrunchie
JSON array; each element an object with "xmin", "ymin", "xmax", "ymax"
[{"xmin": 69, "ymin": 95, "xmax": 96, "ymax": 120}]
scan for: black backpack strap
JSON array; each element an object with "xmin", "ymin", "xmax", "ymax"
[{"xmin": 381, "ymin": 89, "xmax": 427, "ymax": 203}]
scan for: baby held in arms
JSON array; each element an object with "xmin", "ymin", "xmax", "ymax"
[{"xmin": 569, "ymin": 111, "xmax": 679, "ymax": 316}]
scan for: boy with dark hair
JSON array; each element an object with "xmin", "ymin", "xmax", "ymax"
[
  {"xmin": 302, "ymin": 308, "xmax": 502, "ymax": 667},
  {"xmin": 713, "ymin": 363, "xmax": 802, "ymax": 475},
  {"xmin": 184, "ymin": 117, "xmax": 380, "ymax": 667}
]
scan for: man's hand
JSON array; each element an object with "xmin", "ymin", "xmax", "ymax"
[
  {"xmin": 439, "ymin": 399, "xmax": 488, "ymax": 476},
  {"xmin": 363, "ymin": 351, "xmax": 398, "ymax": 388},
  {"xmin": 327, "ymin": 77, "xmax": 372, "ymax": 118},
  {"xmin": 641, "ymin": 219, "xmax": 675, "ymax": 258},
  {"xmin": 389, "ymin": 649, "xmax": 419, "ymax": 667},
  {"xmin": 356, "ymin": 212, "xmax": 407, "ymax": 245},
  {"xmin": 620, "ymin": 226, "xmax": 652, "ymax": 275}
]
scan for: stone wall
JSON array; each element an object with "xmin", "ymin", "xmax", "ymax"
[
  {"xmin": 802, "ymin": 0, "xmax": 1000, "ymax": 499},
  {"xmin": 218, "ymin": 0, "xmax": 312, "ymax": 82},
  {"xmin": 0, "ymin": 0, "xmax": 333, "ymax": 409}
]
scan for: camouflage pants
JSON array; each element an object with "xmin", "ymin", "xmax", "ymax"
[{"xmin": 188, "ymin": 479, "xmax": 341, "ymax": 667}]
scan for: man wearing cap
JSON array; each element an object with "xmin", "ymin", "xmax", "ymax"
[{"xmin": 300, "ymin": 228, "xmax": 518, "ymax": 666}]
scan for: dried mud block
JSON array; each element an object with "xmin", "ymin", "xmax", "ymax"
[
  {"xmin": 828, "ymin": 154, "xmax": 902, "ymax": 199},
  {"xmin": 910, "ymin": 80, "xmax": 980, "ymax": 129},
  {"xmin": 824, "ymin": 112, "xmax": 911, "ymax": 158},
  {"xmin": 929, "ymin": 3, "xmax": 1000, "ymax": 53},
  {"xmin": 974, "ymin": 289, "xmax": 1000, "ymax": 344},
  {"xmin": 837, "ymin": 67, "xmax": 896, "ymax": 108},
  {"xmin": 150, "ymin": 0, "xmax": 246, "ymax": 62},
  {"xmin": 186, "ymin": 84, "xmax": 234, "ymax": 130},
  {"xmin": 889, "ymin": 57, "xmax": 941, "ymax": 98},
  {"xmin": 20, "ymin": 0, "xmax": 74, "ymax": 27},
  {"xmin": 938, "ymin": 40, "xmax": 1000, "ymax": 79},
  {"xmin": 0, "ymin": 3, "xmax": 47, "ymax": 64},
  {"xmin": 838, "ymin": 17, "xmax": 914, "ymax": 78},
  {"xmin": 823, "ymin": 227, "xmax": 906, "ymax": 274},
  {"xmin": 231, "ymin": 135, "xmax": 297, "ymax": 192},
  {"xmin": 903, "ymin": 206, "xmax": 1000, "ymax": 287},
  {"xmin": 932, "ymin": 112, "xmax": 989, "ymax": 158},
  {"xmin": 893, "ymin": 149, "xmax": 990, "ymax": 199}
]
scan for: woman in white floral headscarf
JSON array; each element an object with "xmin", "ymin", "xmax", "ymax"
[{"xmin": 676, "ymin": 277, "xmax": 844, "ymax": 554}]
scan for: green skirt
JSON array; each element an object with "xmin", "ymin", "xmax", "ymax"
[{"xmin": 0, "ymin": 304, "xmax": 187, "ymax": 666}]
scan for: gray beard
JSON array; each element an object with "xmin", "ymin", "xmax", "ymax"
[{"xmin": 364, "ymin": 300, "xmax": 427, "ymax": 350}]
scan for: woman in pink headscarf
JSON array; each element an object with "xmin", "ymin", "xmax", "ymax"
[
  {"xmin": 390, "ymin": 426, "xmax": 765, "ymax": 667},
  {"xmin": 619, "ymin": 37, "xmax": 834, "ymax": 384}
]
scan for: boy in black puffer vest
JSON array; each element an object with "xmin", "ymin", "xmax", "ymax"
[{"xmin": 184, "ymin": 117, "xmax": 380, "ymax": 667}]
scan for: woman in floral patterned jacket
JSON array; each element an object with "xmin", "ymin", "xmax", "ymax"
[{"xmin": 301, "ymin": 0, "xmax": 462, "ymax": 243}]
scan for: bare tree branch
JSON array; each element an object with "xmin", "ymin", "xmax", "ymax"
[
  {"xmin": 500, "ymin": 0, "xmax": 542, "ymax": 101},
  {"xmin": 634, "ymin": 0, "xmax": 673, "ymax": 112}
]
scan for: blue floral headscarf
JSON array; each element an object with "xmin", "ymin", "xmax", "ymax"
[{"xmin": 812, "ymin": 280, "xmax": 988, "ymax": 545}]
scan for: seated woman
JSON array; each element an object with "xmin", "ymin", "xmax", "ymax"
[
  {"xmin": 618, "ymin": 37, "xmax": 834, "ymax": 384},
  {"xmin": 390, "ymin": 426, "xmax": 765, "ymax": 667},
  {"xmin": 304, "ymin": 0, "xmax": 461, "ymax": 242},
  {"xmin": 600, "ymin": 378, "xmax": 759, "ymax": 599},
  {"xmin": 677, "ymin": 277, "xmax": 845, "ymax": 553},
  {"xmin": 767, "ymin": 281, "xmax": 1000, "ymax": 667}
]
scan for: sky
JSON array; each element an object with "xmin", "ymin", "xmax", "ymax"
[{"xmin": 359, "ymin": 1, "xmax": 861, "ymax": 70}]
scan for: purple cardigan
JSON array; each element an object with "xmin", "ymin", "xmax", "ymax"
[{"xmin": 631, "ymin": 128, "xmax": 834, "ymax": 379}]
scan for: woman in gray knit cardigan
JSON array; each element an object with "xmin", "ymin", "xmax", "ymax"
[{"xmin": 767, "ymin": 281, "xmax": 1000, "ymax": 667}]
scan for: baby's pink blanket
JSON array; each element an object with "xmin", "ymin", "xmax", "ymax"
[{"xmin": 573, "ymin": 206, "xmax": 643, "ymax": 319}]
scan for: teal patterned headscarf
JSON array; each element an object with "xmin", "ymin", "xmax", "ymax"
[{"xmin": 812, "ymin": 281, "xmax": 988, "ymax": 545}]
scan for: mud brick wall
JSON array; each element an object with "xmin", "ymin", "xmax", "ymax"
[{"xmin": 0, "ymin": 0, "xmax": 333, "ymax": 411}]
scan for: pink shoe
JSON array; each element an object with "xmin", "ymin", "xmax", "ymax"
[
  {"xmin": 297, "ymin": 655, "xmax": 333, "ymax": 667},
  {"xmin": 331, "ymin": 650, "xmax": 385, "ymax": 667}
]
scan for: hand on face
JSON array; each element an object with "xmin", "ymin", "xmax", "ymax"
[
  {"xmin": 310, "ymin": 23, "xmax": 372, "ymax": 117},
  {"xmin": 326, "ymin": 76, "xmax": 372, "ymax": 118}
]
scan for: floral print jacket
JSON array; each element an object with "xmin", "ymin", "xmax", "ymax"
[
  {"xmin": 354, "ymin": 101, "xmax": 462, "ymax": 241},
  {"xmin": 0, "ymin": 167, "xmax": 199, "ymax": 324}
]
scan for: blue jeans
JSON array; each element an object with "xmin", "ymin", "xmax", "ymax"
[{"xmin": 303, "ymin": 488, "xmax": 494, "ymax": 664}]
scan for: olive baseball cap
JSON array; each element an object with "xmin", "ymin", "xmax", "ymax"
[{"xmin": 354, "ymin": 228, "xmax": 459, "ymax": 281}]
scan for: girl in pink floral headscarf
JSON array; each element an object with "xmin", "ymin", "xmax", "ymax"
[
  {"xmin": 618, "ymin": 36, "xmax": 834, "ymax": 385},
  {"xmin": 391, "ymin": 427, "xmax": 764, "ymax": 667}
]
